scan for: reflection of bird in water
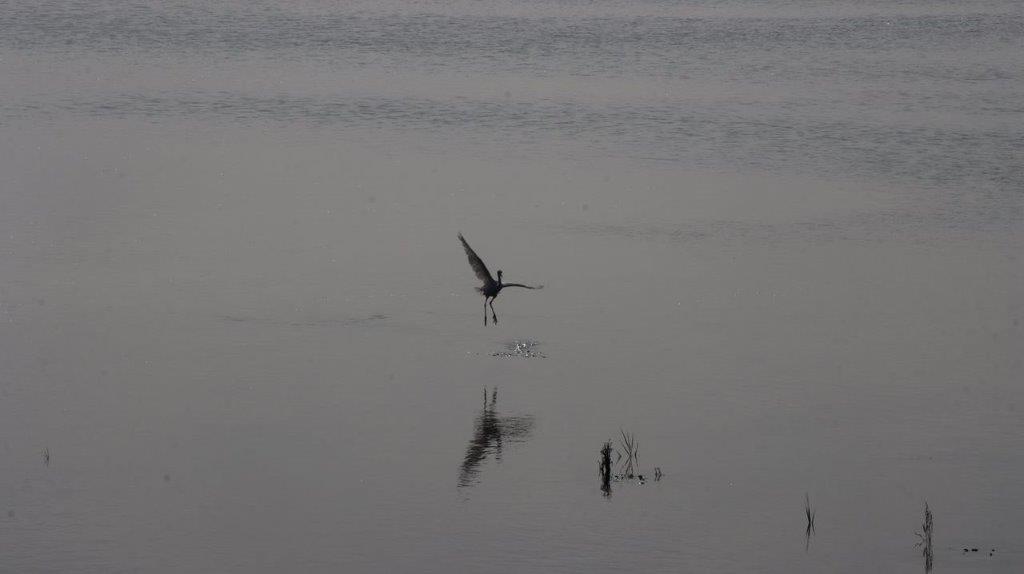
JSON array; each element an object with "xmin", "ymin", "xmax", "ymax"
[
  {"xmin": 459, "ymin": 233, "xmax": 543, "ymax": 325},
  {"xmin": 458, "ymin": 388, "xmax": 534, "ymax": 488}
]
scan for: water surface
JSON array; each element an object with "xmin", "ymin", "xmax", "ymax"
[{"xmin": 1, "ymin": 0, "xmax": 1022, "ymax": 572}]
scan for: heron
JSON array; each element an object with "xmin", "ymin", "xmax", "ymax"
[{"xmin": 458, "ymin": 232, "xmax": 542, "ymax": 325}]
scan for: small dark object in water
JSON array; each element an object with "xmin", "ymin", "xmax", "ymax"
[
  {"xmin": 963, "ymin": 548, "xmax": 969, "ymax": 553},
  {"xmin": 972, "ymin": 548, "xmax": 978, "ymax": 552},
  {"xmin": 915, "ymin": 502, "xmax": 933, "ymax": 572},
  {"xmin": 604, "ymin": 431, "xmax": 661, "ymax": 488},
  {"xmin": 599, "ymin": 441, "xmax": 613, "ymax": 497},
  {"xmin": 42, "ymin": 447, "xmax": 50, "ymax": 466},
  {"xmin": 804, "ymin": 493, "xmax": 816, "ymax": 534}
]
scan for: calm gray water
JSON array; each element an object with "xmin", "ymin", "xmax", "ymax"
[{"xmin": 1, "ymin": 0, "xmax": 1022, "ymax": 572}]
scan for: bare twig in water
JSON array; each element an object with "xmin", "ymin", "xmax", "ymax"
[
  {"xmin": 804, "ymin": 493, "xmax": 816, "ymax": 552},
  {"xmin": 599, "ymin": 441, "xmax": 613, "ymax": 497},
  {"xmin": 617, "ymin": 429, "xmax": 639, "ymax": 479},
  {"xmin": 914, "ymin": 501, "xmax": 934, "ymax": 572},
  {"xmin": 805, "ymin": 493, "xmax": 816, "ymax": 532}
]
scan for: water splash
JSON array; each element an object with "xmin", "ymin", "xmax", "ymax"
[{"xmin": 492, "ymin": 339, "xmax": 546, "ymax": 359}]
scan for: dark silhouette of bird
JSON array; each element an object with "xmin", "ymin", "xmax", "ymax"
[{"xmin": 458, "ymin": 232, "xmax": 542, "ymax": 325}]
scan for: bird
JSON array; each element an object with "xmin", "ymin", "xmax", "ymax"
[{"xmin": 458, "ymin": 232, "xmax": 542, "ymax": 325}]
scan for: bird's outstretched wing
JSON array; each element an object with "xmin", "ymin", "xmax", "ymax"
[{"xmin": 458, "ymin": 233, "xmax": 496, "ymax": 286}]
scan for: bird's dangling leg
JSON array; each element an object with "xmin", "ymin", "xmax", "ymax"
[
  {"xmin": 483, "ymin": 297, "xmax": 488, "ymax": 325},
  {"xmin": 489, "ymin": 298, "xmax": 498, "ymax": 325}
]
